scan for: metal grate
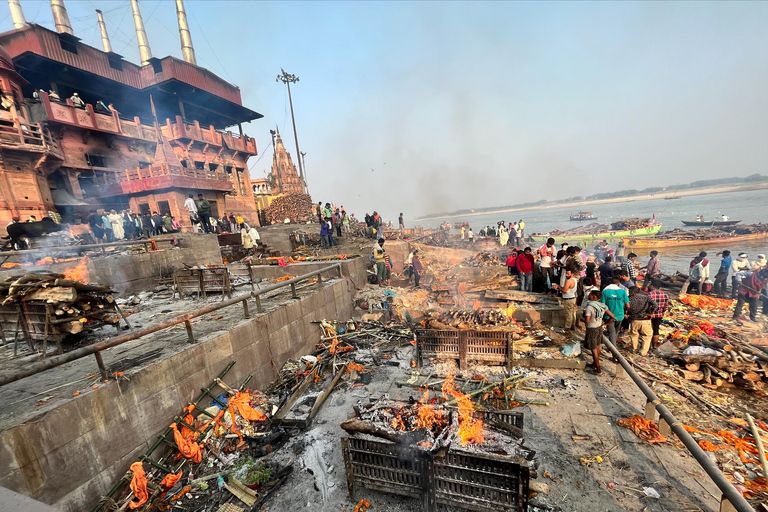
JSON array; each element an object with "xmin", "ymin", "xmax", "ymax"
[
  {"xmin": 465, "ymin": 330, "xmax": 510, "ymax": 365},
  {"xmin": 342, "ymin": 434, "xmax": 529, "ymax": 512},
  {"xmin": 416, "ymin": 329, "xmax": 461, "ymax": 361},
  {"xmin": 416, "ymin": 329, "xmax": 515, "ymax": 369}
]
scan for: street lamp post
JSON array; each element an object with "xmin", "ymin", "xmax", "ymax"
[
  {"xmin": 276, "ymin": 69, "xmax": 306, "ymax": 194},
  {"xmin": 300, "ymin": 151, "xmax": 307, "ymax": 193}
]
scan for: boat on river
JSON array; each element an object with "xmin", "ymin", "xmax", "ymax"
[
  {"xmin": 624, "ymin": 230, "xmax": 768, "ymax": 249},
  {"xmin": 529, "ymin": 223, "xmax": 662, "ymax": 243},
  {"xmin": 681, "ymin": 220, "xmax": 741, "ymax": 227},
  {"xmin": 569, "ymin": 211, "xmax": 597, "ymax": 221}
]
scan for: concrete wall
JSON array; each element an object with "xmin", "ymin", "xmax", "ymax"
[{"xmin": 0, "ymin": 269, "xmax": 360, "ymax": 512}]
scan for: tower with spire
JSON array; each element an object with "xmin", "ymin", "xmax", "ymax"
[{"xmin": 271, "ymin": 128, "xmax": 304, "ymax": 195}]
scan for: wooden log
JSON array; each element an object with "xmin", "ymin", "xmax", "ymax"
[
  {"xmin": 685, "ymin": 363, "xmax": 700, "ymax": 372},
  {"xmin": 23, "ymin": 286, "xmax": 77, "ymax": 303},
  {"xmin": 675, "ymin": 369, "xmax": 704, "ymax": 381},
  {"xmin": 740, "ymin": 372, "xmax": 761, "ymax": 382},
  {"xmin": 339, "ymin": 418, "xmax": 410, "ymax": 444},
  {"xmin": 52, "ymin": 279, "xmax": 111, "ymax": 293},
  {"xmin": 59, "ymin": 320, "xmax": 84, "ymax": 334}
]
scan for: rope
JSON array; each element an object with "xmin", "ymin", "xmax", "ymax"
[{"xmin": 97, "ymin": 496, "xmax": 119, "ymax": 512}]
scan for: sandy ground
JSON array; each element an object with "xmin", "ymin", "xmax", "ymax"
[
  {"xmin": 260, "ymin": 347, "xmax": 723, "ymax": 512},
  {"xmin": 417, "ymin": 182, "xmax": 768, "ymax": 222}
]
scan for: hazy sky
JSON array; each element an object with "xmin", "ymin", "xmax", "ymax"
[{"xmin": 2, "ymin": 1, "xmax": 767, "ymax": 221}]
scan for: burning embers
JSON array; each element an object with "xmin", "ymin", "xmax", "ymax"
[{"xmin": 341, "ymin": 374, "xmax": 534, "ymax": 459}]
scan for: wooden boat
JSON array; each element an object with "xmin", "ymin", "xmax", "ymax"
[
  {"xmin": 454, "ymin": 222, "xmax": 469, "ymax": 229},
  {"xmin": 530, "ymin": 223, "xmax": 662, "ymax": 243},
  {"xmin": 681, "ymin": 220, "xmax": 741, "ymax": 227},
  {"xmin": 664, "ymin": 195, "xmax": 680, "ymax": 200},
  {"xmin": 570, "ymin": 211, "xmax": 597, "ymax": 221},
  {"xmin": 623, "ymin": 230, "xmax": 768, "ymax": 249}
]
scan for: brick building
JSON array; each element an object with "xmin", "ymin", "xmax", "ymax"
[{"xmin": 0, "ymin": 1, "xmax": 263, "ymax": 235}]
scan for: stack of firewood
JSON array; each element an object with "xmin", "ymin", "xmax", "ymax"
[
  {"xmin": 425, "ymin": 308, "xmax": 521, "ymax": 330},
  {"xmin": 610, "ymin": 218, "xmax": 652, "ymax": 230},
  {"xmin": 666, "ymin": 336, "xmax": 768, "ymax": 393},
  {"xmin": 265, "ymin": 193, "xmax": 314, "ymax": 225},
  {"xmin": 0, "ymin": 272, "xmax": 119, "ymax": 334},
  {"xmin": 465, "ymin": 252, "xmax": 501, "ymax": 267}
]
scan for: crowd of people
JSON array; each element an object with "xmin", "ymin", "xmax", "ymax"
[
  {"xmin": 458, "ymin": 219, "xmax": 526, "ymax": 247},
  {"xmin": 315, "ymin": 202, "xmax": 353, "ymax": 248},
  {"xmin": 500, "ymin": 237, "xmax": 768, "ymax": 374},
  {"xmin": 82, "ymin": 193, "xmax": 260, "ymax": 252}
]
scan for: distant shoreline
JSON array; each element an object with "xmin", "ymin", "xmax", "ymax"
[{"xmin": 415, "ymin": 182, "xmax": 768, "ymax": 222}]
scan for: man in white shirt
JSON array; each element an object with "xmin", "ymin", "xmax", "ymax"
[
  {"xmin": 538, "ymin": 237, "xmax": 556, "ymax": 293},
  {"xmin": 248, "ymin": 226, "xmax": 260, "ymax": 246},
  {"xmin": 731, "ymin": 253, "xmax": 750, "ymax": 299},
  {"xmin": 184, "ymin": 194, "xmax": 198, "ymax": 233}
]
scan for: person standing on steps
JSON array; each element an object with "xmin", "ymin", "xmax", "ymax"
[
  {"xmin": 197, "ymin": 194, "xmax": 212, "ymax": 233},
  {"xmin": 373, "ymin": 238, "xmax": 387, "ymax": 286},
  {"xmin": 554, "ymin": 269, "xmax": 578, "ymax": 335}
]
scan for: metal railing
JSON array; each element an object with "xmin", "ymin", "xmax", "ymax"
[
  {"xmin": 0, "ymin": 264, "xmax": 343, "ymax": 387},
  {"xmin": 601, "ymin": 334, "xmax": 754, "ymax": 512}
]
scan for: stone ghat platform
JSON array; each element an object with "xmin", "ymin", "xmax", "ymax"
[{"xmin": 0, "ymin": 257, "xmax": 365, "ymax": 512}]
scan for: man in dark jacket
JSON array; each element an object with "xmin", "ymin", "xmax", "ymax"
[
  {"xmin": 197, "ymin": 194, "xmax": 212, "ymax": 233},
  {"xmin": 88, "ymin": 210, "xmax": 104, "ymax": 241},
  {"xmin": 598, "ymin": 255, "xmax": 615, "ymax": 289},
  {"xmin": 151, "ymin": 211, "xmax": 164, "ymax": 235}
]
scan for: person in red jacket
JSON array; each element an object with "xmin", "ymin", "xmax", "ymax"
[
  {"xmin": 505, "ymin": 248, "xmax": 519, "ymax": 276},
  {"xmin": 516, "ymin": 246, "xmax": 535, "ymax": 292}
]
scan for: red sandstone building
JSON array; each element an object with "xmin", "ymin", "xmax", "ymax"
[{"xmin": 0, "ymin": 0, "xmax": 262, "ymax": 235}]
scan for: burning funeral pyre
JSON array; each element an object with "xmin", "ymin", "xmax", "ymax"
[
  {"xmin": 341, "ymin": 374, "xmax": 535, "ymax": 458},
  {"xmin": 341, "ymin": 374, "xmax": 535, "ymax": 512},
  {"xmin": 0, "ymin": 257, "xmax": 126, "ymax": 352}
]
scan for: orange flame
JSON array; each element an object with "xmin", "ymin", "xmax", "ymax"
[
  {"xmin": 35, "ymin": 256, "xmax": 54, "ymax": 265},
  {"xmin": 442, "ymin": 374, "xmax": 484, "ymax": 445},
  {"xmin": 414, "ymin": 388, "xmax": 447, "ymax": 431},
  {"xmin": 63, "ymin": 257, "xmax": 90, "ymax": 284},
  {"xmin": 391, "ymin": 415, "xmax": 406, "ymax": 431}
]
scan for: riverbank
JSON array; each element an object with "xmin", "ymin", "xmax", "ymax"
[{"xmin": 416, "ymin": 182, "xmax": 768, "ymax": 221}]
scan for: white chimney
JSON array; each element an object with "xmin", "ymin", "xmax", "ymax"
[
  {"xmin": 130, "ymin": 0, "xmax": 153, "ymax": 65},
  {"xmin": 96, "ymin": 10, "xmax": 113, "ymax": 53},
  {"xmin": 7, "ymin": 0, "xmax": 27, "ymax": 29},
  {"xmin": 175, "ymin": 0, "xmax": 196, "ymax": 65},
  {"xmin": 50, "ymin": 0, "xmax": 74, "ymax": 35}
]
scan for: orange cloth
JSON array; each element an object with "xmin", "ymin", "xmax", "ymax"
[
  {"xmin": 170, "ymin": 422, "xmax": 203, "ymax": 463},
  {"xmin": 680, "ymin": 295, "xmax": 733, "ymax": 310},
  {"xmin": 159, "ymin": 470, "xmax": 183, "ymax": 489},
  {"xmin": 128, "ymin": 462, "xmax": 149, "ymax": 510},
  {"xmin": 684, "ymin": 425, "xmax": 761, "ymax": 464},
  {"xmin": 617, "ymin": 415, "xmax": 666, "ymax": 443},
  {"xmin": 228, "ymin": 392, "xmax": 266, "ymax": 422}
]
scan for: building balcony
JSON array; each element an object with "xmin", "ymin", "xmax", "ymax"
[
  {"xmin": 0, "ymin": 117, "xmax": 64, "ymax": 160},
  {"xmin": 91, "ymin": 163, "xmax": 236, "ymax": 197},
  {"xmin": 28, "ymin": 92, "xmax": 159, "ymax": 142},
  {"xmin": 160, "ymin": 116, "xmax": 257, "ymax": 155}
]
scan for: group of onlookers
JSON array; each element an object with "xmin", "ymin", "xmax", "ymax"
[{"xmin": 88, "ymin": 209, "xmax": 180, "ymax": 242}]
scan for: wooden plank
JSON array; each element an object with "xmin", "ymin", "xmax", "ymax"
[
  {"xmin": 272, "ymin": 367, "xmax": 317, "ymax": 425},
  {"xmin": 484, "ymin": 289, "xmax": 558, "ymax": 304},
  {"xmin": 512, "ymin": 358, "xmax": 586, "ymax": 370}
]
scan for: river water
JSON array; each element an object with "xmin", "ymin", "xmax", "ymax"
[{"xmin": 415, "ymin": 189, "xmax": 768, "ymax": 275}]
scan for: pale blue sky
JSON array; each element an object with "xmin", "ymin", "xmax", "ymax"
[{"xmin": 2, "ymin": 1, "xmax": 767, "ymax": 221}]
